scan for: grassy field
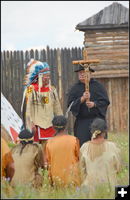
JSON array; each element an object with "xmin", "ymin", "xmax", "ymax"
[{"xmin": 2, "ymin": 132, "xmax": 129, "ymax": 199}]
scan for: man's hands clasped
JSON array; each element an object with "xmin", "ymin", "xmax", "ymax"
[{"xmin": 80, "ymin": 91, "xmax": 96, "ymax": 108}]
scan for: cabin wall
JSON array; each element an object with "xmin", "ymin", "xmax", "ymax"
[
  {"xmin": 97, "ymin": 77, "xmax": 128, "ymax": 132},
  {"xmin": 84, "ymin": 28, "xmax": 129, "ymax": 71}
]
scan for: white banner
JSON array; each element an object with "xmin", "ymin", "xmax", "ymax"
[{"xmin": 1, "ymin": 93, "xmax": 23, "ymax": 142}]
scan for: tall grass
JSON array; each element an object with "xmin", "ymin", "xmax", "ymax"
[
  {"xmin": 108, "ymin": 132, "xmax": 129, "ymax": 187},
  {"xmin": 1, "ymin": 132, "xmax": 129, "ymax": 199}
]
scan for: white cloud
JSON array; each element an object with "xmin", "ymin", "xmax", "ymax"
[
  {"xmin": 1, "ymin": 42, "xmax": 16, "ymax": 51},
  {"xmin": 1, "ymin": 1, "xmax": 129, "ymax": 50}
]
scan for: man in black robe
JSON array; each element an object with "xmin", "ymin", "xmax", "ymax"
[{"xmin": 67, "ymin": 65, "xmax": 110, "ymax": 146}]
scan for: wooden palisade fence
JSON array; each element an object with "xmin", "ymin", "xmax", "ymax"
[
  {"xmin": 1, "ymin": 47, "xmax": 82, "ymax": 134},
  {"xmin": 1, "ymin": 46, "xmax": 128, "ymax": 133}
]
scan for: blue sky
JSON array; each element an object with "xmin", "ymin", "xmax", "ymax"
[{"xmin": 1, "ymin": 1, "xmax": 129, "ymax": 51}]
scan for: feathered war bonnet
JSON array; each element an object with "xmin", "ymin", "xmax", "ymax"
[
  {"xmin": 21, "ymin": 59, "xmax": 50, "ymax": 113},
  {"xmin": 24, "ymin": 59, "xmax": 51, "ymax": 95},
  {"xmin": 24, "ymin": 59, "xmax": 50, "ymax": 87}
]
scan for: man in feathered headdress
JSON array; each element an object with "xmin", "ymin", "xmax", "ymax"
[{"xmin": 21, "ymin": 59, "xmax": 63, "ymax": 145}]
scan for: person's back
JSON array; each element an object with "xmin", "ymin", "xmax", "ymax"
[
  {"xmin": 1, "ymin": 137, "xmax": 15, "ymax": 181},
  {"xmin": 79, "ymin": 118, "xmax": 121, "ymax": 194},
  {"xmin": 45, "ymin": 115, "xmax": 81, "ymax": 187},
  {"xmin": 11, "ymin": 129, "xmax": 44, "ymax": 188},
  {"xmin": 80, "ymin": 140, "xmax": 121, "ymax": 191}
]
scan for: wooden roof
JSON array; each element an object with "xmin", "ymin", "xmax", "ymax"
[{"xmin": 76, "ymin": 2, "xmax": 129, "ymax": 31}]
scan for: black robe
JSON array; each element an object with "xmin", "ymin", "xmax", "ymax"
[{"xmin": 67, "ymin": 79, "xmax": 110, "ymax": 146}]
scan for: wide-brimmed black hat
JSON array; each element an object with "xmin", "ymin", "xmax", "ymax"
[{"xmin": 74, "ymin": 64, "xmax": 95, "ymax": 72}]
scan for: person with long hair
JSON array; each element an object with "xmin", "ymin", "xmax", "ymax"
[
  {"xmin": 11, "ymin": 128, "xmax": 44, "ymax": 188},
  {"xmin": 79, "ymin": 118, "xmax": 121, "ymax": 195},
  {"xmin": 2, "ymin": 137, "xmax": 15, "ymax": 182}
]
